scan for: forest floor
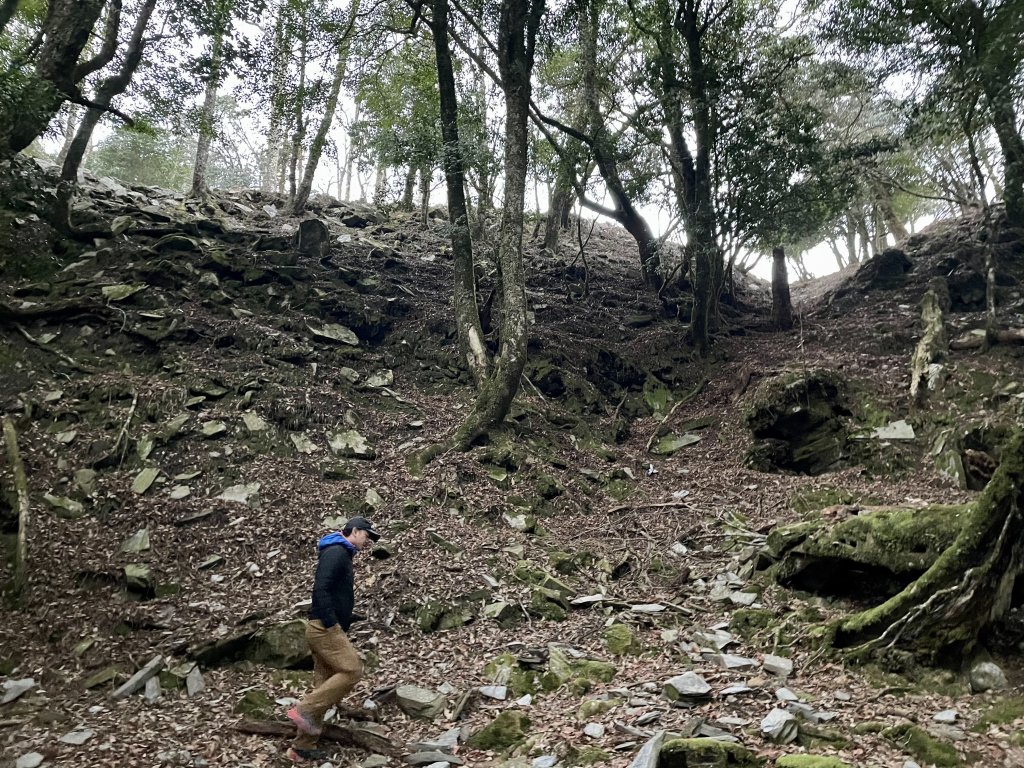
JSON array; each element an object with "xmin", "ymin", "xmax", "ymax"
[{"xmin": 1, "ymin": 161, "xmax": 1024, "ymax": 768}]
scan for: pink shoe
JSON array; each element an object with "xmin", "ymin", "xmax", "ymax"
[{"xmin": 287, "ymin": 706, "xmax": 321, "ymax": 736}]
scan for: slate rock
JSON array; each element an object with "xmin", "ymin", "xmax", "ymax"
[
  {"xmin": 628, "ymin": 731, "xmax": 667, "ymax": 768},
  {"xmin": 59, "ymin": 729, "xmax": 95, "ymax": 745},
  {"xmin": 396, "ymin": 685, "xmax": 446, "ymax": 719},
  {"xmin": 16, "ymin": 753, "xmax": 45, "ymax": 768},
  {"xmin": 761, "ymin": 708, "xmax": 799, "ymax": 744},
  {"xmin": 663, "ymin": 672, "xmax": 711, "ymax": 701},
  {"xmin": 111, "ymin": 655, "xmax": 164, "ymax": 700},
  {"xmin": 403, "ymin": 752, "xmax": 463, "ymax": 766},
  {"xmin": 762, "ymin": 654, "xmax": 793, "ymax": 677},
  {"xmin": 1, "ymin": 678, "xmax": 35, "ymax": 704}
]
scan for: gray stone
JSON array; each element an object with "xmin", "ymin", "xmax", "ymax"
[
  {"xmin": 762, "ymin": 654, "xmax": 793, "ymax": 677},
  {"xmin": 396, "ymin": 685, "xmax": 447, "ymax": 719},
  {"xmin": 709, "ymin": 653, "xmax": 756, "ymax": 670},
  {"xmin": 328, "ymin": 430, "xmax": 376, "ymax": 460},
  {"xmin": 871, "ymin": 419, "xmax": 915, "ymax": 440},
  {"xmin": 532, "ymin": 757, "xmax": 558, "ymax": 768},
  {"xmin": 628, "ymin": 731, "xmax": 667, "ymax": 768},
  {"xmin": 111, "ymin": 655, "xmax": 164, "ymax": 700},
  {"xmin": 16, "ymin": 753, "xmax": 45, "ymax": 768},
  {"xmin": 933, "ymin": 709, "xmax": 958, "ymax": 724},
  {"xmin": 760, "ymin": 708, "xmax": 799, "ymax": 744},
  {"xmin": 630, "ymin": 603, "xmax": 666, "ymax": 613},
  {"xmin": 121, "ymin": 528, "xmax": 151, "ymax": 553},
  {"xmin": 663, "ymin": 672, "xmax": 711, "ymax": 701},
  {"xmin": 216, "ymin": 482, "xmax": 261, "ymax": 505},
  {"xmin": 59, "ymin": 729, "xmax": 95, "ymax": 745},
  {"xmin": 728, "ymin": 591, "xmax": 758, "ymax": 606},
  {"xmin": 144, "ymin": 676, "xmax": 162, "ymax": 702},
  {"xmin": 583, "ymin": 722, "xmax": 605, "ymax": 738},
  {"xmin": 479, "ymin": 685, "xmax": 507, "ymax": 700},
  {"xmin": 692, "ymin": 629, "xmax": 736, "ymax": 650},
  {"xmin": 1, "ymin": 678, "xmax": 35, "ymax": 704},
  {"xmin": 361, "ymin": 757, "xmax": 390, "ymax": 768},
  {"xmin": 570, "ymin": 594, "xmax": 605, "ymax": 607},
  {"xmin": 186, "ymin": 665, "xmax": 205, "ymax": 696},
  {"xmin": 970, "ymin": 660, "xmax": 1007, "ymax": 692},
  {"xmin": 403, "ymin": 753, "xmax": 463, "ymax": 766},
  {"xmin": 719, "ymin": 684, "xmax": 753, "ymax": 696},
  {"xmin": 775, "ymin": 687, "xmax": 799, "ymax": 702}
]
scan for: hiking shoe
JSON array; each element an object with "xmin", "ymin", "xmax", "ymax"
[
  {"xmin": 286, "ymin": 706, "xmax": 321, "ymax": 736},
  {"xmin": 286, "ymin": 747, "xmax": 330, "ymax": 763}
]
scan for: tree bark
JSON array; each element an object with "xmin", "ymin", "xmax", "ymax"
[
  {"xmin": 61, "ymin": 0, "xmax": 156, "ymax": 182},
  {"xmin": 3, "ymin": 417, "xmax": 30, "ymax": 595},
  {"xmin": 1, "ymin": 0, "xmax": 107, "ymax": 155},
  {"xmin": 542, "ymin": 156, "xmax": 576, "ymax": 252},
  {"xmin": 580, "ymin": 0, "xmax": 660, "ymax": 286},
  {"xmin": 0, "ymin": 0, "xmax": 21, "ymax": 34},
  {"xmin": 909, "ymin": 283, "xmax": 947, "ymax": 403},
  {"xmin": 770, "ymin": 247, "xmax": 793, "ymax": 331},
  {"xmin": 832, "ymin": 431, "xmax": 1024, "ymax": 665},
  {"xmin": 430, "ymin": 0, "xmax": 489, "ymax": 388},
  {"xmin": 418, "ymin": 165, "xmax": 430, "ymax": 228},
  {"xmin": 190, "ymin": 28, "xmax": 226, "ymax": 198},
  {"xmin": 435, "ymin": 0, "xmax": 544, "ymax": 454},
  {"xmin": 291, "ymin": 0, "xmax": 360, "ymax": 215},
  {"xmin": 263, "ymin": 3, "xmax": 289, "ymax": 192}
]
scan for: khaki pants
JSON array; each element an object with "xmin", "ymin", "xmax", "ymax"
[{"xmin": 292, "ymin": 620, "xmax": 362, "ymax": 749}]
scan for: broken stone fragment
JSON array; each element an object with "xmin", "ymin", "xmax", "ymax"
[
  {"xmin": 1, "ymin": 678, "xmax": 35, "ymax": 704},
  {"xmin": 760, "ymin": 707, "xmax": 799, "ymax": 744},
  {"xmin": 761, "ymin": 654, "xmax": 793, "ymax": 678},
  {"xmin": 328, "ymin": 430, "xmax": 376, "ymax": 460},
  {"xmin": 121, "ymin": 528, "xmax": 151, "ymax": 554},
  {"xmin": 110, "ymin": 655, "xmax": 164, "ymax": 700},
  {"xmin": 663, "ymin": 672, "xmax": 711, "ymax": 701},
  {"xmin": 395, "ymin": 685, "xmax": 447, "ymax": 719},
  {"xmin": 131, "ymin": 467, "xmax": 161, "ymax": 495}
]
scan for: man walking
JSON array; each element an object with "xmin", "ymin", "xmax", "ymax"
[{"xmin": 287, "ymin": 516, "xmax": 381, "ymax": 762}]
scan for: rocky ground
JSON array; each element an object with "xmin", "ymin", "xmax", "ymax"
[{"xmin": 1, "ymin": 158, "xmax": 1024, "ymax": 768}]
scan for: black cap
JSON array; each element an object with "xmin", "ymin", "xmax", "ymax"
[{"xmin": 345, "ymin": 516, "xmax": 381, "ymax": 542}]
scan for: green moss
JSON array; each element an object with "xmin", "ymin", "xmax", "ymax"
[
  {"xmin": 604, "ymin": 623, "xmax": 639, "ymax": 656},
  {"xmin": 853, "ymin": 721, "xmax": 886, "ymax": 734},
  {"xmin": 973, "ymin": 696, "xmax": 1024, "ymax": 732},
  {"xmin": 234, "ymin": 689, "xmax": 275, "ymax": 718},
  {"xmin": 789, "ymin": 488, "xmax": 858, "ymax": 514},
  {"xmin": 566, "ymin": 747, "xmax": 612, "ymax": 766},
  {"xmin": 529, "ymin": 587, "xmax": 569, "ymax": 621},
  {"xmin": 466, "ymin": 710, "xmax": 530, "ymax": 752},
  {"xmin": 660, "ymin": 738, "xmax": 763, "ymax": 768},
  {"xmin": 730, "ymin": 608, "xmax": 777, "ymax": 640},
  {"xmin": 882, "ymin": 724, "xmax": 961, "ymax": 767},
  {"xmin": 775, "ymin": 756, "xmax": 853, "ymax": 768},
  {"xmin": 577, "ymin": 697, "xmax": 621, "ymax": 719}
]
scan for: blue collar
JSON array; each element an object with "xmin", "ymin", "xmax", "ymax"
[{"xmin": 318, "ymin": 532, "xmax": 357, "ymax": 553}]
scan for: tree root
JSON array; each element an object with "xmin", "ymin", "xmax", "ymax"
[{"xmin": 232, "ymin": 718, "xmax": 401, "ymax": 756}]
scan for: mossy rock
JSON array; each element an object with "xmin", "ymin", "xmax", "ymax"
[
  {"xmin": 882, "ymin": 724, "xmax": 961, "ymax": 767},
  {"xmin": 773, "ymin": 504, "xmax": 969, "ymax": 598},
  {"xmin": 775, "ymin": 756, "xmax": 853, "ymax": 768},
  {"xmin": 660, "ymin": 737, "xmax": 763, "ymax": 767},
  {"xmin": 244, "ymin": 620, "xmax": 311, "ymax": 669},
  {"xmin": 566, "ymin": 746, "xmax": 612, "ymax": 766},
  {"xmin": 466, "ymin": 710, "xmax": 530, "ymax": 752},
  {"xmin": 578, "ymin": 696, "xmax": 621, "ymax": 719},
  {"xmin": 546, "ymin": 646, "xmax": 616, "ymax": 693},
  {"xmin": 549, "ymin": 550, "xmax": 595, "ymax": 575},
  {"xmin": 529, "ymin": 587, "xmax": 569, "ymax": 621},
  {"xmin": 604, "ymin": 623, "xmax": 640, "ymax": 656},
  {"xmin": 730, "ymin": 608, "xmax": 777, "ymax": 640},
  {"xmin": 973, "ymin": 696, "xmax": 1024, "ymax": 732},
  {"xmin": 234, "ymin": 689, "xmax": 275, "ymax": 718}
]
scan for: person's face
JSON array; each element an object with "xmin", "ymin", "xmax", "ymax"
[{"xmin": 349, "ymin": 528, "xmax": 373, "ymax": 550}]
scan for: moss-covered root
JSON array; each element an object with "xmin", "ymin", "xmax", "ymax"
[
  {"xmin": 775, "ymin": 757, "xmax": 853, "ymax": 768},
  {"xmin": 883, "ymin": 724, "xmax": 962, "ymax": 767},
  {"xmin": 832, "ymin": 430, "xmax": 1024, "ymax": 663}
]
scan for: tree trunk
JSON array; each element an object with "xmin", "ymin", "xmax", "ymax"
[
  {"xmin": 579, "ymin": 0, "xmax": 660, "ymax": 286},
  {"xmin": 770, "ymin": 247, "xmax": 793, "ymax": 331},
  {"xmin": 287, "ymin": 28, "xmax": 309, "ymax": 200},
  {"xmin": 438, "ymin": 0, "xmax": 544, "ymax": 454},
  {"xmin": 987, "ymin": 93, "xmax": 1024, "ymax": 227},
  {"xmin": 263, "ymin": 2, "xmax": 289, "ymax": 192},
  {"xmin": 400, "ymin": 166, "xmax": 416, "ymax": 210},
  {"xmin": 190, "ymin": 28, "xmax": 225, "ymax": 198},
  {"xmin": 543, "ymin": 161, "xmax": 575, "ymax": 253},
  {"xmin": 0, "ymin": 0, "xmax": 21, "ymax": 34},
  {"xmin": 1, "ymin": 0, "xmax": 107, "ymax": 155},
  {"xmin": 3, "ymin": 417, "xmax": 30, "ymax": 595},
  {"xmin": 832, "ymin": 431, "xmax": 1024, "ymax": 665},
  {"xmin": 909, "ymin": 282, "xmax": 947, "ymax": 403},
  {"xmin": 291, "ymin": 0, "xmax": 360, "ymax": 215},
  {"xmin": 56, "ymin": 105, "xmax": 79, "ymax": 165},
  {"xmin": 430, "ymin": 0, "xmax": 489, "ymax": 388},
  {"xmin": 418, "ymin": 165, "xmax": 430, "ymax": 228},
  {"xmin": 61, "ymin": 0, "xmax": 156, "ymax": 182}
]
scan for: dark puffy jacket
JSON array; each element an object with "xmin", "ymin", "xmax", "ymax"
[{"xmin": 309, "ymin": 543, "xmax": 355, "ymax": 631}]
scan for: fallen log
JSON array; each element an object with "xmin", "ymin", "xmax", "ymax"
[
  {"xmin": 950, "ymin": 327, "xmax": 1024, "ymax": 350},
  {"xmin": 233, "ymin": 718, "xmax": 401, "ymax": 756}
]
